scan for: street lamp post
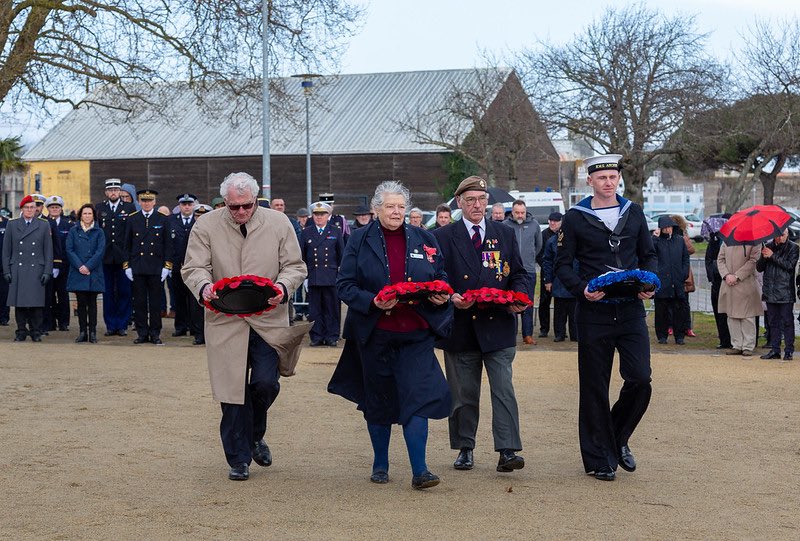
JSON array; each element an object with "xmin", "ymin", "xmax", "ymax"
[
  {"xmin": 292, "ymin": 73, "xmax": 321, "ymax": 208},
  {"xmin": 261, "ymin": 0, "xmax": 270, "ymax": 199}
]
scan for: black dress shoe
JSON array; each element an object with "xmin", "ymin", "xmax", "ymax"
[
  {"xmin": 75, "ymin": 332, "xmax": 88, "ymax": 343},
  {"xmin": 133, "ymin": 336, "xmax": 149, "ymax": 344},
  {"xmin": 675, "ymin": 338, "xmax": 685, "ymax": 345},
  {"xmin": 553, "ymin": 336, "xmax": 565, "ymax": 342},
  {"xmin": 453, "ymin": 448, "xmax": 474, "ymax": 470},
  {"xmin": 717, "ymin": 344, "xmax": 733, "ymax": 349},
  {"xmin": 657, "ymin": 338, "xmax": 667, "ymax": 344},
  {"xmin": 89, "ymin": 331, "xmax": 97, "ymax": 344},
  {"xmin": 309, "ymin": 340, "xmax": 324, "ymax": 347},
  {"xmin": 497, "ymin": 449, "xmax": 525, "ymax": 472},
  {"xmin": 13, "ymin": 334, "xmax": 26, "ymax": 342},
  {"xmin": 251, "ymin": 440, "xmax": 272, "ymax": 467},
  {"xmin": 117, "ymin": 329, "xmax": 128, "ymax": 336},
  {"xmin": 150, "ymin": 337, "xmax": 163, "ymax": 345},
  {"xmin": 325, "ymin": 339, "xmax": 339, "ymax": 347},
  {"xmin": 783, "ymin": 353, "xmax": 793, "ymax": 361},
  {"xmin": 619, "ymin": 445, "xmax": 636, "ymax": 472},
  {"xmin": 370, "ymin": 470, "xmax": 389, "ymax": 484},
  {"xmin": 31, "ymin": 334, "xmax": 42, "ymax": 342},
  {"xmin": 760, "ymin": 351, "xmax": 781, "ymax": 360},
  {"xmin": 172, "ymin": 330, "xmax": 188, "ymax": 337},
  {"xmin": 593, "ymin": 466, "xmax": 616, "ymax": 481},
  {"xmin": 228, "ymin": 463, "xmax": 249, "ymax": 481},
  {"xmin": 59, "ymin": 326, "xmax": 69, "ymax": 332},
  {"xmin": 104, "ymin": 330, "xmax": 116, "ymax": 337},
  {"xmin": 538, "ymin": 332, "xmax": 548, "ymax": 338},
  {"xmin": 411, "ymin": 470, "xmax": 440, "ymax": 489},
  {"xmin": 193, "ymin": 337, "xmax": 205, "ymax": 345}
]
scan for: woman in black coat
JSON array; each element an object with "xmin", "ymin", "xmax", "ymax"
[
  {"xmin": 329, "ymin": 181, "xmax": 453, "ymax": 490},
  {"xmin": 653, "ymin": 216, "xmax": 689, "ymax": 344}
]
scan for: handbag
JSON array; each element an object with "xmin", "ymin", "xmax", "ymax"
[{"xmin": 684, "ymin": 266, "xmax": 696, "ymax": 293}]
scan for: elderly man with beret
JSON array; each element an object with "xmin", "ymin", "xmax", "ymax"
[{"xmin": 2, "ymin": 195, "xmax": 54, "ymax": 341}]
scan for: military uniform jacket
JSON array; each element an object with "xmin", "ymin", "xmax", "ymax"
[
  {"xmin": 433, "ymin": 219, "xmax": 530, "ymax": 353},
  {"xmin": 1, "ymin": 217, "xmax": 53, "ymax": 307},
  {"xmin": 0, "ymin": 216, "xmax": 7, "ymax": 272},
  {"xmin": 555, "ymin": 195, "xmax": 656, "ymax": 324},
  {"xmin": 96, "ymin": 200, "xmax": 137, "ymax": 264},
  {"xmin": 123, "ymin": 211, "xmax": 173, "ymax": 275},
  {"xmin": 167, "ymin": 213, "xmax": 196, "ymax": 271},
  {"xmin": 49, "ymin": 216, "xmax": 73, "ymax": 270},
  {"xmin": 300, "ymin": 222, "xmax": 345, "ymax": 287}
]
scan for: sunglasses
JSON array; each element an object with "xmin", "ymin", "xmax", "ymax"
[{"xmin": 227, "ymin": 201, "xmax": 255, "ymax": 211}]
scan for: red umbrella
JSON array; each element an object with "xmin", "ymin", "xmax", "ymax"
[{"xmin": 718, "ymin": 205, "xmax": 795, "ymax": 245}]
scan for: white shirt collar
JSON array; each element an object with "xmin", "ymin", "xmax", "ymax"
[{"xmin": 462, "ymin": 216, "xmax": 486, "ymax": 239}]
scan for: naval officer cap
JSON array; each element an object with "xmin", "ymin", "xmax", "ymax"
[
  {"xmin": 45, "ymin": 195, "xmax": 64, "ymax": 207},
  {"xmin": 176, "ymin": 193, "xmax": 197, "ymax": 203},
  {"xmin": 585, "ymin": 154, "xmax": 623, "ymax": 174},
  {"xmin": 31, "ymin": 193, "xmax": 46, "ymax": 204},
  {"xmin": 454, "ymin": 176, "xmax": 488, "ymax": 197},
  {"xmin": 311, "ymin": 201, "xmax": 332, "ymax": 214},
  {"xmin": 318, "ymin": 193, "xmax": 335, "ymax": 204},
  {"xmin": 136, "ymin": 189, "xmax": 158, "ymax": 200},
  {"xmin": 104, "ymin": 178, "xmax": 123, "ymax": 189}
]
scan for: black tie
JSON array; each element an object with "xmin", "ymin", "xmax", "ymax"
[
  {"xmin": 240, "ymin": 224, "xmax": 247, "ymax": 238},
  {"xmin": 184, "ymin": 218, "xmax": 189, "ymax": 226},
  {"xmin": 472, "ymin": 225, "xmax": 482, "ymax": 251}
]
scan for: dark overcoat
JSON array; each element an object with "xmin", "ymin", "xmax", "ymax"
[
  {"xmin": 65, "ymin": 223, "xmax": 106, "ymax": 293},
  {"xmin": 49, "ymin": 216, "xmax": 73, "ymax": 272},
  {"xmin": 1, "ymin": 217, "xmax": 53, "ymax": 307},
  {"xmin": 433, "ymin": 219, "xmax": 530, "ymax": 353},
  {"xmin": 167, "ymin": 213, "xmax": 195, "ymax": 271},
  {"xmin": 653, "ymin": 233, "xmax": 689, "ymax": 299},
  {"xmin": 123, "ymin": 211, "xmax": 173, "ymax": 275},
  {"xmin": 300, "ymin": 222, "xmax": 345, "ymax": 287},
  {"xmin": 96, "ymin": 200, "xmax": 137, "ymax": 265}
]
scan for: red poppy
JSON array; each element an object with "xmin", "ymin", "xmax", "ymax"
[
  {"xmin": 375, "ymin": 280, "xmax": 454, "ymax": 304},
  {"xmin": 463, "ymin": 287, "xmax": 532, "ymax": 308},
  {"xmin": 204, "ymin": 274, "xmax": 283, "ymax": 317}
]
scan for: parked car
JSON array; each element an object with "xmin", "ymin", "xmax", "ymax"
[
  {"xmin": 783, "ymin": 208, "xmax": 800, "ymax": 242},
  {"xmin": 649, "ymin": 212, "xmax": 704, "ymax": 242}
]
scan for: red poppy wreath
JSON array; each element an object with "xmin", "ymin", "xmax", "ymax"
[
  {"xmin": 462, "ymin": 287, "xmax": 532, "ymax": 309},
  {"xmin": 204, "ymin": 274, "xmax": 283, "ymax": 317},
  {"xmin": 374, "ymin": 280, "xmax": 454, "ymax": 304}
]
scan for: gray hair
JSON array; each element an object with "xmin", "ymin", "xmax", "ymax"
[
  {"xmin": 220, "ymin": 172, "xmax": 260, "ymax": 199},
  {"xmin": 371, "ymin": 180, "xmax": 411, "ymax": 210},
  {"xmin": 409, "ymin": 207, "xmax": 423, "ymax": 217},
  {"xmin": 492, "ymin": 202, "xmax": 506, "ymax": 211}
]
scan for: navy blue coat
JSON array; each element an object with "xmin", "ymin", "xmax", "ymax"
[
  {"xmin": 167, "ymin": 213, "xmax": 196, "ymax": 270},
  {"xmin": 49, "ymin": 216, "xmax": 73, "ymax": 271},
  {"xmin": 123, "ymin": 210, "xmax": 174, "ymax": 275},
  {"xmin": 653, "ymin": 233, "xmax": 689, "ymax": 299},
  {"xmin": 96, "ymin": 200, "xmax": 137, "ymax": 265},
  {"xmin": 300, "ymin": 222, "xmax": 345, "ymax": 287},
  {"xmin": 542, "ymin": 234, "xmax": 575, "ymax": 299},
  {"xmin": 66, "ymin": 224, "xmax": 106, "ymax": 292},
  {"xmin": 433, "ymin": 219, "xmax": 531, "ymax": 353}
]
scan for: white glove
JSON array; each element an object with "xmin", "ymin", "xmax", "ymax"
[
  {"xmin": 125, "ymin": 268, "xmax": 134, "ymax": 281},
  {"xmin": 160, "ymin": 268, "xmax": 170, "ymax": 282},
  {"xmin": 52, "ymin": 268, "xmax": 60, "ymax": 279}
]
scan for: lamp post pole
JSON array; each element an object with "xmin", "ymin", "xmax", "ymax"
[
  {"xmin": 292, "ymin": 74, "xmax": 321, "ymax": 208},
  {"xmin": 261, "ymin": 0, "xmax": 270, "ymax": 199}
]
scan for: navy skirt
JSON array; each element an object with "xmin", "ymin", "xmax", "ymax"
[{"xmin": 328, "ymin": 328, "xmax": 451, "ymax": 425}]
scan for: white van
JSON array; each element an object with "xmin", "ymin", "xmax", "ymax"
[{"xmin": 508, "ymin": 191, "xmax": 566, "ymax": 231}]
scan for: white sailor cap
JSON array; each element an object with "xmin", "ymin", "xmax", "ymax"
[
  {"xmin": 45, "ymin": 195, "xmax": 64, "ymax": 207},
  {"xmin": 585, "ymin": 154, "xmax": 623, "ymax": 174}
]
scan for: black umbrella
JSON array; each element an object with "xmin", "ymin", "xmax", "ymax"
[{"xmin": 449, "ymin": 186, "xmax": 515, "ymax": 209}]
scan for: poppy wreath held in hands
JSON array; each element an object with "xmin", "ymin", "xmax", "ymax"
[
  {"xmin": 204, "ymin": 274, "xmax": 283, "ymax": 317},
  {"xmin": 586, "ymin": 269, "xmax": 661, "ymax": 303},
  {"xmin": 374, "ymin": 280, "xmax": 454, "ymax": 305},
  {"xmin": 462, "ymin": 287, "xmax": 532, "ymax": 308}
]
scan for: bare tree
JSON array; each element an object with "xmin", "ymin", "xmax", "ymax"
[
  {"xmin": 518, "ymin": 3, "xmax": 723, "ymax": 205},
  {"xmin": 0, "ymin": 1, "xmax": 363, "ymax": 123}
]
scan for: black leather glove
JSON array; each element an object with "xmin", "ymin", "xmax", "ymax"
[
  {"xmin": 3, "ymin": 273, "xmax": 10, "ymax": 284},
  {"xmin": 40, "ymin": 274, "xmax": 51, "ymax": 286}
]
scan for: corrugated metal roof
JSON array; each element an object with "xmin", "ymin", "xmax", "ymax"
[{"xmin": 24, "ymin": 68, "xmax": 512, "ymax": 161}]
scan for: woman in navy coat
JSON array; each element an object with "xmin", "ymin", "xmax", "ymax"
[
  {"xmin": 328, "ymin": 181, "xmax": 453, "ymax": 490},
  {"xmin": 66, "ymin": 204, "xmax": 106, "ymax": 343}
]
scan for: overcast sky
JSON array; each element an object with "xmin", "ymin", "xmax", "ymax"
[{"xmin": 4, "ymin": 0, "xmax": 800, "ymax": 145}]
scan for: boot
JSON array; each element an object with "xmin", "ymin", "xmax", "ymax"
[
  {"xmin": 89, "ymin": 329, "xmax": 97, "ymax": 343},
  {"xmin": 75, "ymin": 330, "xmax": 88, "ymax": 343}
]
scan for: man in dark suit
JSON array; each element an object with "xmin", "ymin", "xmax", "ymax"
[
  {"xmin": 44, "ymin": 195, "xmax": 73, "ymax": 331},
  {"xmin": 96, "ymin": 178, "xmax": 137, "ymax": 336},
  {"xmin": 319, "ymin": 193, "xmax": 351, "ymax": 244},
  {"xmin": 168, "ymin": 193, "xmax": 204, "ymax": 344},
  {"xmin": 124, "ymin": 189, "xmax": 173, "ymax": 344},
  {"xmin": 433, "ymin": 176, "xmax": 531, "ymax": 474},
  {"xmin": 300, "ymin": 202, "xmax": 345, "ymax": 346}
]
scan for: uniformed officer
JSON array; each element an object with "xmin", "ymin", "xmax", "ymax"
[
  {"xmin": 1, "ymin": 195, "xmax": 53, "ymax": 341},
  {"xmin": 169, "ymin": 193, "xmax": 204, "ymax": 345},
  {"xmin": 554, "ymin": 154, "xmax": 657, "ymax": 481},
  {"xmin": 96, "ymin": 178, "xmax": 137, "ymax": 336},
  {"xmin": 45, "ymin": 195, "xmax": 73, "ymax": 331},
  {"xmin": 123, "ymin": 189, "xmax": 173, "ymax": 344},
  {"xmin": 31, "ymin": 193, "xmax": 46, "ymax": 217},
  {"xmin": 319, "ymin": 193, "xmax": 351, "ymax": 244},
  {"xmin": 300, "ymin": 202, "xmax": 344, "ymax": 346},
  {"xmin": 0, "ymin": 209, "xmax": 10, "ymax": 325},
  {"xmin": 433, "ymin": 176, "xmax": 531, "ymax": 474}
]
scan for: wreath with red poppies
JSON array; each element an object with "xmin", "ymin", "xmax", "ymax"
[
  {"xmin": 204, "ymin": 274, "xmax": 283, "ymax": 317},
  {"xmin": 462, "ymin": 287, "xmax": 532, "ymax": 308},
  {"xmin": 374, "ymin": 280, "xmax": 454, "ymax": 304}
]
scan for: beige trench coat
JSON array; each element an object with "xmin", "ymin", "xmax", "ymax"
[
  {"xmin": 181, "ymin": 206, "xmax": 309, "ymax": 404},
  {"xmin": 716, "ymin": 243, "xmax": 763, "ymax": 318}
]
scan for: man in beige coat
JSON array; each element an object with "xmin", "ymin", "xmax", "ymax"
[
  {"xmin": 717, "ymin": 243, "xmax": 762, "ymax": 356},
  {"xmin": 182, "ymin": 172, "xmax": 308, "ymax": 481}
]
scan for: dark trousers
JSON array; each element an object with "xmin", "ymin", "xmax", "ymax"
[
  {"xmin": 766, "ymin": 303, "xmax": 795, "ymax": 355},
  {"xmin": 576, "ymin": 315, "xmax": 652, "ymax": 472},
  {"xmin": 132, "ymin": 274, "xmax": 162, "ymax": 339},
  {"xmin": 220, "ymin": 330, "xmax": 280, "ymax": 467},
  {"xmin": 538, "ymin": 275, "xmax": 552, "ymax": 335},
  {"xmin": 75, "ymin": 291, "xmax": 99, "ymax": 331},
  {"xmin": 172, "ymin": 271, "xmax": 194, "ymax": 334},
  {"xmin": 520, "ymin": 271, "xmax": 537, "ymax": 337},
  {"xmin": 15, "ymin": 307, "xmax": 43, "ymax": 338},
  {"xmin": 0, "ymin": 276, "xmax": 9, "ymax": 324},
  {"xmin": 103, "ymin": 264, "xmax": 132, "ymax": 332},
  {"xmin": 677, "ymin": 297, "xmax": 692, "ymax": 333},
  {"xmin": 553, "ymin": 297, "xmax": 576, "ymax": 340},
  {"xmin": 711, "ymin": 279, "xmax": 732, "ymax": 348},
  {"xmin": 308, "ymin": 285, "xmax": 340, "ymax": 343},
  {"xmin": 654, "ymin": 298, "xmax": 686, "ymax": 342},
  {"xmin": 44, "ymin": 268, "xmax": 70, "ymax": 330}
]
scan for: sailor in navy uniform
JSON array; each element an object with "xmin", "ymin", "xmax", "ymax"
[
  {"xmin": 554, "ymin": 154, "xmax": 657, "ymax": 481},
  {"xmin": 433, "ymin": 176, "xmax": 531, "ymax": 474},
  {"xmin": 319, "ymin": 193, "xmax": 351, "ymax": 244},
  {"xmin": 96, "ymin": 178, "xmax": 137, "ymax": 336},
  {"xmin": 123, "ymin": 189, "xmax": 174, "ymax": 344},
  {"xmin": 169, "ymin": 193, "xmax": 204, "ymax": 344},
  {"xmin": 44, "ymin": 195, "xmax": 73, "ymax": 331},
  {"xmin": 0, "ymin": 211, "xmax": 10, "ymax": 325},
  {"xmin": 300, "ymin": 202, "xmax": 345, "ymax": 346}
]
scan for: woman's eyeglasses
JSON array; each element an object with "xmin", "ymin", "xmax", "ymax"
[{"xmin": 227, "ymin": 201, "xmax": 255, "ymax": 211}]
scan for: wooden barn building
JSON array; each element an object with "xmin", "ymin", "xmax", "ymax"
[{"xmin": 23, "ymin": 69, "xmax": 559, "ymax": 215}]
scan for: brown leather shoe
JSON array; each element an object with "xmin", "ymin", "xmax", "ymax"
[
  {"xmin": 725, "ymin": 349, "xmax": 743, "ymax": 355},
  {"xmin": 523, "ymin": 336, "xmax": 536, "ymax": 345}
]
